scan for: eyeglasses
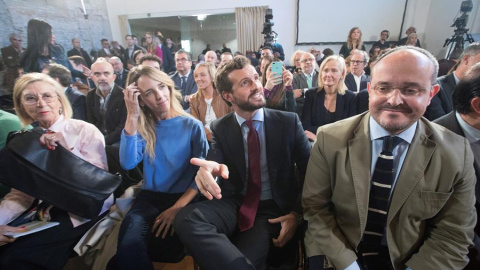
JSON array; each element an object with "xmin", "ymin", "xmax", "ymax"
[
  {"xmin": 372, "ymin": 85, "xmax": 429, "ymax": 97},
  {"xmin": 175, "ymin": 57, "xmax": 190, "ymax": 62},
  {"xmin": 22, "ymin": 93, "xmax": 58, "ymax": 105},
  {"xmin": 350, "ymin": 60, "xmax": 365, "ymax": 65},
  {"xmin": 301, "ymin": 58, "xmax": 315, "ymax": 63}
]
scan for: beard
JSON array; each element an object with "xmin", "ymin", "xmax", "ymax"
[
  {"xmin": 371, "ymin": 103, "xmax": 416, "ymax": 134},
  {"xmin": 96, "ymin": 81, "xmax": 112, "ymax": 92},
  {"xmin": 232, "ymin": 91, "xmax": 266, "ymax": 112}
]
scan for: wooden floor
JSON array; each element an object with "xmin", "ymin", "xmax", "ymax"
[{"xmin": 153, "ymin": 256, "xmax": 194, "ymax": 270}]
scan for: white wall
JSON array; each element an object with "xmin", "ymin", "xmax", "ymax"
[{"xmin": 105, "ymin": 0, "xmax": 480, "ymax": 65}]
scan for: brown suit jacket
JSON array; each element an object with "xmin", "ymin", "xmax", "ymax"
[
  {"xmin": 189, "ymin": 90, "xmax": 232, "ymax": 139},
  {"xmin": 303, "ymin": 112, "xmax": 476, "ymax": 270}
]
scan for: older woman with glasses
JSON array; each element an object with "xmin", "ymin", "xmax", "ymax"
[
  {"xmin": 301, "ymin": 55, "xmax": 357, "ymax": 141},
  {"xmin": 0, "ymin": 73, "xmax": 111, "ymax": 269}
]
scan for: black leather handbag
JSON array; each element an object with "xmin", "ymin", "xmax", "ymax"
[{"xmin": 0, "ymin": 128, "xmax": 121, "ymax": 219}]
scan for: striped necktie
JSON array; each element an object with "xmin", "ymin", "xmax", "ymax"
[{"xmin": 360, "ymin": 136, "xmax": 402, "ymax": 269}]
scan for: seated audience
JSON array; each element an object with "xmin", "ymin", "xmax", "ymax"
[
  {"xmin": 397, "ymin": 26, "xmax": 421, "ymax": 47},
  {"xmin": 220, "ymin": 52, "xmax": 234, "ymax": 67},
  {"xmin": 189, "ymin": 62, "xmax": 232, "ymax": 141},
  {"xmin": 345, "ymin": 50, "xmax": 370, "ymax": 92},
  {"xmin": 302, "ymin": 55, "xmax": 356, "ymax": 141},
  {"xmin": 1, "ymin": 33, "xmax": 24, "ymax": 93},
  {"xmin": 289, "ymin": 50, "xmax": 305, "ymax": 74},
  {"xmin": 292, "ymin": 52, "xmax": 318, "ymax": 118},
  {"xmin": 86, "ymin": 58, "xmax": 127, "ymax": 145},
  {"xmin": 205, "ymin": 50, "xmax": 218, "ymax": 66},
  {"xmin": 106, "ymin": 66, "xmax": 208, "ymax": 269},
  {"xmin": 405, "ymin": 33, "xmax": 420, "ymax": 47},
  {"xmin": 262, "ymin": 58, "xmax": 296, "ymax": 112},
  {"xmin": 97, "ymin": 38, "xmax": 113, "ymax": 59},
  {"xmin": 0, "ymin": 73, "xmax": 112, "ymax": 269},
  {"xmin": 424, "ymin": 42, "xmax": 480, "ymax": 120},
  {"xmin": 437, "ymin": 47, "xmax": 462, "ymax": 77},
  {"xmin": 42, "ymin": 63, "xmax": 87, "ymax": 121},
  {"xmin": 339, "ymin": 27, "xmax": 366, "ymax": 57},
  {"xmin": 123, "ymin": 35, "xmax": 143, "ymax": 69},
  {"xmin": 173, "ymin": 55, "xmax": 310, "ymax": 270},
  {"xmin": 303, "ymin": 46, "xmax": 475, "ymax": 270},
  {"xmin": 145, "ymin": 32, "xmax": 175, "ymax": 73},
  {"xmin": 132, "ymin": 50, "xmax": 145, "ymax": 66}
]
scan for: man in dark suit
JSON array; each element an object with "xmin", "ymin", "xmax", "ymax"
[
  {"xmin": 170, "ymin": 49, "xmax": 197, "ymax": 110},
  {"xmin": 43, "ymin": 63, "xmax": 86, "ymax": 121},
  {"xmin": 174, "ymin": 56, "xmax": 311, "ymax": 270},
  {"xmin": 292, "ymin": 52, "xmax": 318, "ymax": 118},
  {"xmin": 1, "ymin": 33, "xmax": 24, "ymax": 93},
  {"xmin": 435, "ymin": 63, "xmax": 480, "ymax": 270},
  {"xmin": 123, "ymin": 35, "xmax": 142, "ymax": 69},
  {"xmin": 372, "ymin": 30, "xmax": 391, "ymax": 50},
  {"xmin": 109, "ymin": 56, "xmax": 128, "ymax": 88},
  {"xmin": 67, "ymin": 38, "xmax": 92, "ymax": 68},
  {"xmin": 86, "ymin": 59, "xmax": 126, "ymax": 145},
  {"xmin": 344, "ymin": 49, "xmax": 370, "ymax": 92},
  {"xmin": 424, "ymin": 42, "xmax": 480, "ymax": 121}
]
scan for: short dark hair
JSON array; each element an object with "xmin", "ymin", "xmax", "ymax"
[
  {"xmin": 68, "ymin": 55, "xmax": 87, "ymax": 66},
  {"xmin": 454, "ymin": 63, "xmax": 480, "ymax": 114},
  {"xmin": 133, "ymin": 50, "xmax": 144, "ymax": 62},
  {"xmin": 215, "ymin": 56, "xmax": 251, "ymax": 106},
  {"xmin": 125, "ymin": 34, "xmax": 132, "ymax": 39},
  {"xmin": 175, "ymin": 49, "xmax": 192, "ymax": 61},
  {"xmin": 101, "ymin": 38, "xmax": 108, "ymax": 43},
  {"xmin": 323, "ymin": 48, "xmax": 334, "ymax": 57},
  {"xmin": 139, "ymin": 54, "xmax": 163, "ymax": 67},
  {"xmin": 43, "ymin": 63, "xmax": 72, "ymax": 87}
]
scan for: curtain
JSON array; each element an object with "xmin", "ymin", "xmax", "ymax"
[{"xmin": 235, "ymin": 6, "xmax": 267, "ymax": 54}]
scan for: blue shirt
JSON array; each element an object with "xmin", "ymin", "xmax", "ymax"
[
  {"xmin": 120, "ymin": 116, "xmax": 208, "ymax": 193},
  {"xmin": 234, "ymin": 108, "xmax": 272, "ymax": 200}
]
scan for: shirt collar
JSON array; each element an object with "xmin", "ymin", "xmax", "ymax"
[
  {"xmin": 369, "ymin": 116, "xmax": 416, "ymax": 144},
  {"xmin": 234, "ymin": 108, "xmax": 265, "ymax": 127},
  {"xmin": 455, "ymin": 111, "xmax": 480, "ymax": 143},
  {"xmin": 181, "ymin": 70, "xmax": 191, "ymax": 78},
  {"xmin": 303, "ymin": 70, "xmax": 315, "ymax": 77},
  {"xmin": 453, "ymin": 71, "xmax": 460, "ymax": 85}
]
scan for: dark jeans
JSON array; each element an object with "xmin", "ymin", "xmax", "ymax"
[
  {"xmin": 108, "ymin": 190, "xmax": 184, "ymax": 270},
  {"xmin": 0, "ymin": 207, "xmax": 100, "ymax": 270},
  {"xmin": 174, "ymin": 198, "xmax": 282, "ymax": 270}
]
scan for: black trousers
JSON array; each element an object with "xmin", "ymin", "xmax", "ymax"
[
  {"xmin": 0, "ymin": 207, "xmax": 100, "ymax": 270},
  {"xmin": 174, "ymin": 198, "xmax": 282, "ymax": 270}
]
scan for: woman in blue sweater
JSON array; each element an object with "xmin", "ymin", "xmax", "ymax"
[{"xmin": 109, "ymin": 66, "xmax": 208, "ymax": 269}]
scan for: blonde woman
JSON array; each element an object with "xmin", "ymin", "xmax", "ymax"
[
  {"xmin": 109, "ymin": 66, "xmax": 208, "ymax": 269},
  {"xmin": 301, "ymin": 55, "xmax": 357, "ymax": 141},
  {"xmin": 339, "ymin": 27, "xmax": 366, "ymax": 57},
  {"xmin": 189, "ymin": 62, "xmax": 232, "ymax": 141}
]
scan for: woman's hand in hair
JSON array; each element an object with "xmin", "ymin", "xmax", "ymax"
[{"xmin": 124, "ymin": 82, "xmax": 142, "ymax": 119}]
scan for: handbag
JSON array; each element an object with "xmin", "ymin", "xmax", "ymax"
[{"xmin": 0, "ymin": 127, "xmax": 121, "ymax": 219}]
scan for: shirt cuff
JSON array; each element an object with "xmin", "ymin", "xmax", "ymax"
[{"xmin": 344, "ymin": 261, "xmax": 361, "ymax": 270}]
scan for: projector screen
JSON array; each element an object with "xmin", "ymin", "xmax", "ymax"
[{"xmin": 296, "ymin": 0, "xmax": 408, "ymax": 44}]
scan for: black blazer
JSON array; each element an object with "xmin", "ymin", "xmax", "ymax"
[
  {"xmin": 114, "ymin": 69, "xmax": 129, "ymax": 89},
  {"xmin": 302, "ymin": 89, "xmax": 357, "ymax": 134},
  {"xmin": 161, "ymin": 45, "xmax": 175, "ymax": 73},
  {"xmin": 65, "ymin": 86, "xmax": 86, "ymax": 121},
  {"xmin": 424, "ymin": 73, "xmax": 456, "ymax": 121},
  {"xmin": 67, "ymin": 47, "xmax": 93, "ymax": 68},
  {"xmin": 122, "ymin": 45, "xmax": 142, "ymax": 67},
  {"xmin": 344, "ymin": 73, "xmax": 370, "ymax": 92},
  {"xmin": 86, "ymin": 84, "xmax": 127, "ymax": 145},
  {"xmin": 208, "ymin": 108, "xmax": 310, "ymax": 214},
  {"xmin": 355, "ymin": 88, "xmax": 370, "ymax": 114},
  {"xmin": 292, "ymin": 71, "xmax": 319, "ymax": 117},
  {"xmin": 171, "ymin": 71, "xmax": 198, "ymax": 109}
]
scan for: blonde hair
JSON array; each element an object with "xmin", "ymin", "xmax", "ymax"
[
  {"xmin": 289, "ymin": 50, "xmax": 305, "ymax": 67},
  {"xmin": 317, "ymin": 55, "xmax": 347, "ymax": 95},
  {"xmin": 193, "ymin": 62, "xmax": 217, "ymax": 98},
  {"xmin": 346, "ymin": 27, "xmax": 363, "ymax": 50},
  {"xmin": 406, "ymin": 33, "xmax": 418, "ymax": 46},
  {"xmin": 145, "ymin": 32, "xmax": 158, "ymax": 55},
  {"xmin": 126, "ymin": 65, "xmax": 189, "ymax": 160},
  {"xmin": 13, "ymin": 72, "xmax": 73, "ymax": 126}
]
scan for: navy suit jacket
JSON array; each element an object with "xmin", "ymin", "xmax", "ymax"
[
  {"xmin": 302, "ymin": 89, "xmax": 357, "ymax": 134},
  {"xmin": 65, "ymin": 86, "xmax": 86, "ymax": 121},
  {"xmin": 122, "ymin": 45, "xmax": 142, "ymax": 67},
  {"xmin": 161, "ymin": 45, "xmax": 175, "ymax": 73},
  {"xmin": 171, "ymin": 71, "xmax": 198, "ymax": 109},
  {"xmin": 344, "ymin": 73, "xmax": 370, "ymax": 92},
  {"xmin": 424, "ymin": 73, "xmax": 456, "ymax": 121},
  {"xmin": 86, "ymin": 84, "xmax": 127, "ymax": 145},
  {"xmin": 208, "ymin": 108, "xmax": 310, "ymax": 214}
]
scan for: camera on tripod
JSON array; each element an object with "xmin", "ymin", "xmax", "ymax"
[
  {"xmin": 262, "ymin": 9, "xmax": 274, "ymax": 48},
  {"xmin": 443, "ymin": 0, "xmax": 475, "ymax": 59}
]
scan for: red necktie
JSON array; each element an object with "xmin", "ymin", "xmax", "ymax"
[{"xmin": 237, "ymin": 120, "xmax": 262, "ymax": 232}]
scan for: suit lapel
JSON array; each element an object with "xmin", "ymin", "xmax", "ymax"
[
  {"xmin": 348, "ymin": 113, "xmax": 372, "ymax": 230},
  {"xmin": 264, "ymin": 109, "xmax": 283, "ymax": 186},
  {"xmin": 224, "ymin": 114, "xmax": 247, "ymax": 184},
  {"xmin": 334, "ymin": 93, "xmax": 344, "ymax": 120},
  {"xmin": 387, "ymin": 120, "xmax": 436, "ymax": 224}
]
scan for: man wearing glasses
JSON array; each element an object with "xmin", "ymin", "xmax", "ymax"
[
  {"xmin": 171, "ymin": 49, "xmax": 197, "ymax": 110},
  {"xmin": 292, "ymin": 52, "xmax": 318, "ymax": 118},
  {"xmin": 303, "ymin": 46, "xmax": 476, "ymax": 270},
  {"xmin": 345, "ymin": 49, "xmax": 370, "ymax": 93}
]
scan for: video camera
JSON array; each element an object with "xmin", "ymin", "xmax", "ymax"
[{"xmin": 262, "ymin": 9, "xmax": 274, "ymax": 48}]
